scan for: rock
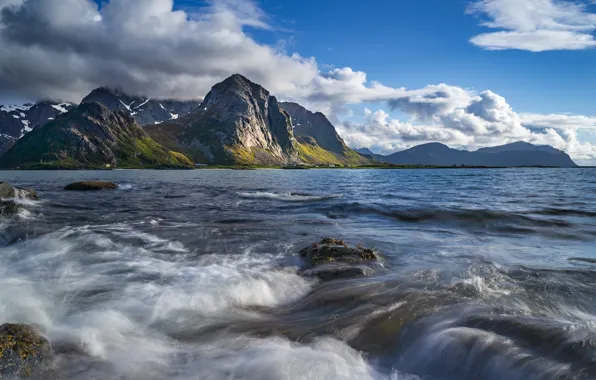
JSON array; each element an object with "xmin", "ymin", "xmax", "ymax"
[
  {"xmin": 0, "ymin": 323, "xmax": 53, "ymax": 377},
  {"xmin": 0, "ymin": 182, "xmax": 38, "ymax": 200},
  {"xmin": 64, "ymin": 181, "xmax": 118, "ymax": 191},
  {"xmin": 299, "ymin": 238, "xmax": 380, "ymax": 280},
  {"xmin": 0, "ymin": 200, "xmax": 19, "ymax": 216}
]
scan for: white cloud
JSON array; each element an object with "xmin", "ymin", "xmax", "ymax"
[
  {"xmin": 468, "ymin": 0, "xmax": 596, "ymax": 51},
  {"xmin": 338, "ymin": 87, "xmax": 596, "ymax": 164}
]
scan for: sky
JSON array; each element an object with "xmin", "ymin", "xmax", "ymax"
[{"xmin": 0, "ymin": 0, "xmax": 595, "ymax": 164}]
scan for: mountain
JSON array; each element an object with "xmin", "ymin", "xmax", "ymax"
[
  {"xmin": 146, "ymin": 74, "xmax": 352, "ymax": 166},
  {"xmin": 81, "ymin": 87, "xmax": 201, "ymax": 126},
  {"xmin": 0, "ymin": 101, "xmax": 75, "ymax": 155},
  {"xmin": 354, "ymin": 148, "xmax": 374, "ymax": 156},
  {"xmin": 0, "ymin": 102, "xmax": 193, "ymax": 169},
  {"xmin": 280, "ymin": 102, "xmax": 369, "ymax": 165},
  {"xmin": 380, "ymin": 142, "xmax": 577, "ymax": 167}
]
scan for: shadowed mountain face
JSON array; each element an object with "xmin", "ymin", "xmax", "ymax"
[
  {"xmin": 81, "ymin": 87, "xmax": 201, "ymax": 126},
  {"xmin": 0, "ymin": 102, "xmax": 75, "ymax": 155},
  {"xmin": 0, "ymin": 103, "xmax": 193, "ymax": 169},
  {"xmin": 280, "ymin": 102, "xmax": 369, "ymax": 165},
  {"xmin": 354, "ymin": 148, "xmax": 375, "ymax": 156},
  {"xmin": 377, "ymin": 142, "xmax": 577, "ymax": 167}
]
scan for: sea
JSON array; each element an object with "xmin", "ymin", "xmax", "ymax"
[{"xmin": 1, "ymin": 168, "xmax": 596, "ymax": 380}]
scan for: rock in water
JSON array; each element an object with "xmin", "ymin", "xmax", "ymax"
[
  {"xmin": 0, "ymin": 200, "xmax": 19, "ymax": 216},
  {"xmin": 64, "ymin": 181, "xmax": 118, "ymax": 191},
  {"xmin": 299, "ymin": 238, "xmax": 380, "ymax": 280},
  {"xmin": 0, "ymin": 324, "xmax": 53, "ymax": 377},
  {"xmin": 0, "ymin": 182, "xmax": 38, "ymax": 200}
]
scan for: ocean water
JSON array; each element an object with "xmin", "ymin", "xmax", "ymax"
[{"xmin": 1, "ymin": 168, "xmax": 596, "ymax": 380}]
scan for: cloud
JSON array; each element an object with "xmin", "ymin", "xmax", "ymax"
[
  {"xmin": 338, "ymin": 86, "xmax": 596, "ymax": 164},
  {"xmin": 468, "ymin": 0, "xmax": 596, "ymax": 51}
]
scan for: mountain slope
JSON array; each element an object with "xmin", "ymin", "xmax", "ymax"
[
  {"xmin": 381, "ymin": 142, "xmax": 577, "ymax": 167},
  {"xmin": 0, "ymin": 102, "xmax": 75, "ymax": 155},
  {"xmin": 0, "ymin": 102, "xmax": 193, "ymax": 169},
  {"xmin": 81, "ymin": 87, "xmax": 201, "ymax": 126},
  {"xmin": 280, "ymin": 102, "xmax": 369, "ymax": 165},
  {"xmin": 148, "ymin": 74, "xmax": 300, "ymax": 165}
]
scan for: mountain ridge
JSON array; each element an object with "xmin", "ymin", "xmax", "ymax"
[
  {"xmin": 361, "ymin": 141, "xmax": 577, "ymax": 167},
  {"xmin": 0, "ymin": 102, "xmax": 194, "ymax": 169}
]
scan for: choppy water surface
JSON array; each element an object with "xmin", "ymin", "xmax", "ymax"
[{"xmin": 1, "ymin": 168, "xmax": 596, "ymax": 380}]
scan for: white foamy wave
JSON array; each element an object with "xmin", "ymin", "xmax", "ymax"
[
  {"xmin": 117, "ymin": 183, "xmax": 133, "ymax": 190},
  {"xmin": 238, "ymin": 191, "xmax": 343, "ymax": 202},
  {"xmin": 0, "ymin": 224, "xmax": 322, "ymax": 378},
  {"xmin": 173, "ymin": 336, "xmax": 419, "ymax": 380}
]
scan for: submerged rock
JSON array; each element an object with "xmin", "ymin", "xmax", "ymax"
[
  {"xmin": 0, "ymin": 323, "xmax": 53, "ymax": 377},
  {"xmin": 64, "ymin": 181, "xmax": 118, "ymax": 191},
  {"xmin": 0, "ymin": 182, "xmax": 38, "ymax": 200},
  {"xmin": 299, "ymin": 238, "xmax": 380, "ymax": 280}
]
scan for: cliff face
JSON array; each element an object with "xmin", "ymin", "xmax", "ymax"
[
  {"xmin": 0, "ymin": 102, "xmax": 193, "ymax": 169},
  {"xmin": 174, "ymin": 74, "xmax": 299, "ymax": 165},
  {"xmin": 280, "ymin": 102, "xmax": 370, "ymax": 165}
]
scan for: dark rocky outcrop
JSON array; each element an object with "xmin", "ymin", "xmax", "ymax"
[
  {"xmin": 379, "ymin": 141, "xmax": 578, "ymax": 167},
  {"xmin": 0, "ymin": 182, "xmax": 38, "ymax": 216},
  {"xmin": 281, "ymin": 102, "xmax": 369, "ymax": 165},
  {"xmin": 0, "ymin": 182, "xmax": 38, "ymax": 200},
  {"xmin": 299, "ymin": 238, "xmax": 380, "ymax": 280},
  {"xmin": 81, "ymin": 87, "xmax": 201, "ymax": 126},
  {"xmin": 64, "ymin": 181, "xmax": 118, "ymax": 191},
  {"xmin": 0, "ymin": 102, "xmax": 194, "ymax": 169},
  {"xmin": 0, "ymin": 323, "xmax": 53, "ymax": 377}
]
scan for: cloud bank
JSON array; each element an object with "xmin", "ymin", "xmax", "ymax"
[
  {"xmin": 0, "ymin": 0, "xmax": 595, "ymax": 163},
  {"xmin": 468, "ymin": 0, "xmax": 596, "ymax": 51}
]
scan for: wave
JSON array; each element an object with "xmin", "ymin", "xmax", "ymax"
[
  {"xmin": 321, "ymin": 203, "xmax": 575, "ymax": 229},
  {"xmin": 238, "ymin": 191, "xmax": 343, "ymax": 202}
]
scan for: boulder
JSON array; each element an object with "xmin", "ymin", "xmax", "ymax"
[
  {"xmin": 0, "ymin": 323, "xmax": 53, "ymax": 377},
  {"xmin": 299, "ymin": 238, "xmax": 380, "ymax": 280},
  {"xmin": 0, "ymin": 182, "xmax": 38, "ymax": 200},
  {"xmin": 64, "ymin": 181, "xmax": 118, "ymax": 191},
  {"xmin": 0, "ymin": 200, "xmax": 19, "ymax": 216}
]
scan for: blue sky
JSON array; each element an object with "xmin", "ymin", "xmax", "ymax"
[
  {"xmin": 180, "ymin": 0, "xmax": 596, "ymax": 116},
  {"xmin": 2, "ymin": 0, "xmax": 596, "ymax": 162}
]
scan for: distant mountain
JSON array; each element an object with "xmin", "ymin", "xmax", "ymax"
[
  {"xmin": 0, "ymin": 102, "xmax": 193, "ymax": 169},
  {"xmin": 354, "ymin": 148, "xmax": 374, "ymax": 156},
  {"xmin": 146, "ymin": 74, "xmax": 367, "ymax": 166},
  {"xmin": 380, "ymin": 142, "xmax": 577, "ymax": 167},
  {"xmin": 0, "ymin": 101, "xmax": 75, "ymax": 155},
  {"xmin": 81, "ymin": 87, "xmax": 201, "ymax": 126},
  {"xmin": 280, "ymin": 102, "xmax": 368, "ymax": 165}
]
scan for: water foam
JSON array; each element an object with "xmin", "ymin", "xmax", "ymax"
[{"xmin": 238, "ymin": 191, "xmax": 343, "ymax": 202}]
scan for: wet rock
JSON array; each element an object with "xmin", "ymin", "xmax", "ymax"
[
  {"xmin": 0, "ymin": 182, "xmax": 38, "ymax": 200},
  {"xmin": 299, "ymin": 238, "xmax": 379, "ymax": 280},
  {"xmin": 0, "ymin": 323, "xmax": 53, "ymax": 377},
  {"xmin": 0, "ymin": 200, "xmax": 19, "ymax": 216},
  {"xmin": 64, "ymin": 181, "xmax": 118, "ymax": 191}
]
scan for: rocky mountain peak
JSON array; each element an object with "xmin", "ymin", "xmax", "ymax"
[{"xmin": 81, "ymin": 87, "xmax": 201, "ymax": 126}]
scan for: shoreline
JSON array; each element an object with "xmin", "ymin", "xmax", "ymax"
[{"xmin": 0, "ymin": 165, "xmax": 588, "ymax": 171}]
